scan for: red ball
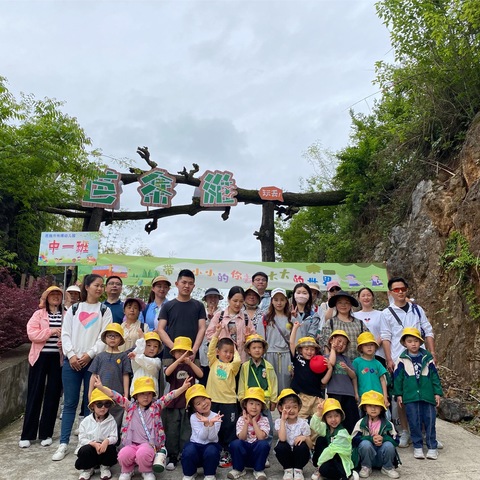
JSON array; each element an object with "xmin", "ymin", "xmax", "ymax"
[{"xmin": 310, "ymin": 355, "xmax": 328, "ymax": 374}]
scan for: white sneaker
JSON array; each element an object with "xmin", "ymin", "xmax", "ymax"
[
  {"xmin": 227, "ymin": 470, "xmax": 246, "ymax": 479},
  {"xmin": 294, "ymin": 469, "xmax": 304, "ymax": 480},
  {"xmin": 359, "ymin": 466, "xmax": 372, "ymax": 478},
  {"xmin": 381, "ymin": 468, "xmax": 400, "ymax": 479},
  {"xmin": 182, "ymin": 476, "xmax": 197, "ymax": 480},
  {"xmin": 166, "ymin": 462, "xmax": 176, "ymax": 471},
  {"xmin": 79, "ymin": 469, "xmax": 94, "ymax": 480},
  {"xmin": 204, "ymin": 476, "xmax": 216, "ymax": 480},
  {"xmin": 100, "ymin": 465, "xmax": 112, "ymax": 480},
  {"xmin": 283, "ymin": 469, "xmax": 294, "ymax": 480},
  {"xmin": 19, "ymin": 440, "xmax": 31, "ymax": 448},
  {"xmin": 41, "ymin": 438, "xmax": 53, "ymax": 447},
  {"xmin": 311, "ymin": 471, "xmax": 321, "ymax": 480},
  {"xmin": 437, "ymin": 439, "xmax": 444, "ymax": 449},
  {"xmin": 398, "ymin": 430, "xmax": 410, "ymax": 448},
  {"xmin": 52, "ymin": 443, "xmax": 68, "ymax": 461},
  {"xmin": 264, "ymin": 459, "xmax": 270, "ymax": 468},
  {"xmin": 414, "ymin": 448, "xmax": 425, "ymax": 459},
  {"xmin": 119, "ymin": 473, "xmax": 133, "ymax": 480},
  {"xmin": 426, "ymin": 448, "xmax": 438, "ymax": 460},
  {"xmin": 254, "ymin": 471, "xmax": 267, "ymax": 480},
  {"xmin": 349, "ymin": 472, "xmax": 359, "ymax": 480},
  {"xmin": 142, "ymin": 473, "xmax": 156, "ymax": 480}
]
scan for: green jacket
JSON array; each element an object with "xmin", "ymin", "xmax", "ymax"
[
  {"xmin": 393, "ymin": 348, "xmax": 443, "ymax": 405},
  {"xmin": 238, "ymin": 358, "xmax": 278, "ymax": 408}
]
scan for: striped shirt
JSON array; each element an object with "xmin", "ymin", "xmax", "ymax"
[{"xmin": 42, "ymin": 311, "xmax": 62, "ymax": 353}]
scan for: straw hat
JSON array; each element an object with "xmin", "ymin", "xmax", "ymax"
[{"xmin": 39, "ymin": 286, "xmax": 63, "ymax": 309}]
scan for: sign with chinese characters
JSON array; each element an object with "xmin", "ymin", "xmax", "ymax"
[
  {"xmin": 137, "ymin": 168, "xmax": 177, "ymax": 208},
  {"xmin": 81, "ymin": 169, "xmax": 121, "ymax": 208},
  {"xmin": 199, "ymin": 170, "xmax": 238, "ymax": 207},
  {"xmin": 78, "ymin": 254, "xmax": 389, "ymax": 291},
  {"xmin": 38, "ymin": 232, "xmax": 100, "ymax": 266},
  {"xmin": 259, "ymin": 186, "xmax": 284, "ymax": 202}
]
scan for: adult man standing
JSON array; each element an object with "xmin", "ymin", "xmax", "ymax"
[
  {"xmin": 380, "ymin": 276, "xmax": 436, "ymax": 447},
  {"xmin": 252, "ymin": 271, "xmax": 271, "ymax": 312},
  {"xmin": 157, "ymin": 269, "xmax": 206, "ymax": 363},
  {"xmin": 103, "ymin": 276, "xmax": 124, "ymax": 324}
]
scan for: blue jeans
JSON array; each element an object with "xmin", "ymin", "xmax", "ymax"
[
  {"xmin": 358, "ymin": 440, "xmax": 396, "ymax": 469},
  {"xmin": 60, "ymin": 359, "xmax": 92, "ymax": 444},
  {"xmin": 182, "ymin": 441, "xmax": 221, "ymax": 476},
  {"xmin": 230, "ymin": 439, "xmax": 270, "ymax": 472},
  {"xmin": 405, "ymin": 401, "xmax": 437, "ymax": 449}
]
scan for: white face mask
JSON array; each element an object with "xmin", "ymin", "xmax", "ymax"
[{"xmin": 294, "ymin": 293, "xmax": 309, "ymax": 305}]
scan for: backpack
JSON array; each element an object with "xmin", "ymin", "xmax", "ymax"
[{"xmin": 71, "ymin": 302, "xmax": 108, "ymax": 317}]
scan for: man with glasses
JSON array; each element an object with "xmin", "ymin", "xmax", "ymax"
[
  {"xmin": 380, "ymin": 276, "xmax": 437, "ymax": 448},
  {"xmin": 103, "ymin": 276, "xmax": 124, "ymax": 324}
]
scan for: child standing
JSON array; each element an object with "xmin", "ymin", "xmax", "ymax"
[
  {"xmin": 88, "ymin": 323, "xmax": 132, "ymax": 431},
  {"xmin": 163, "ymin": 336, "xmax": 203, "ymax": 471},
  {"xmin": 393, "ymin": 327, "xmax": 443, "ymax": 460},
  {"xmin": 326, "ymin": 330, "xmax": 359, "ymax": 433},
  {"xmin": 206, "ymin": 324, "xmax": 242, "ymax": 468},
  {"xmin": 352, "ymin": 390, "xmax": 400, "ymax": 479},
  {"xmin": 228, "ymin": 387, "xmax": 270, "ymax": 480},
  {"xmin": 75, "ymin": 388, "xmax": 118, "ymax": 480},
  {"xmin": 274, "ymin": 388, "xmax": 312, "ymax": 480},
  {"xmin": 120, "ymin": 298, "xmax": 147, "ymax": 352},
  {"xmin": 310, "ymin": 398, "xmax": 359, "ymax": 480},
  {"xmin": 353, "ymin": 332, "xmax": 389, "ymax": 405},
  {"xmin": 93, "ymin": 374, "xmax": 191, "ymax": 480},
  {"xmin": 256, "ymin": 288, "xmax": 292, "ymax": 391},
  {"xmin": 289, "ymin": 324, "xmax": 332, "ymax": 419},
  {"xmin": 182, "ymin": 384, "xmax": 223, "ymax": 480}
]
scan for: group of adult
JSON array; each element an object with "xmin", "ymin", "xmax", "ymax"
[{"xmin": 19, "ymin": 268, "xmax": 437, "ymax": 459}]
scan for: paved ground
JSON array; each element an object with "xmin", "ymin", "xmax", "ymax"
[{"xmin": 1, "ymin": 413, "xmax": 480, "ymax": 480}]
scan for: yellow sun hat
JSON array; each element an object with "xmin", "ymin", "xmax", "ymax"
[
  {"xmin": 170, "ymin": 336, "xmax": 193, "ymax": 355},
  {"xmin": 242, "ymin": 387, "xmax": 266, "ymax": 407},
  {"xmin": 88, "ymin": 388, "xmax": 114, "ymax": 410},
  {"xmin": 131, "ymin": 376, "xmax": 157, "ymax": 397},
  {"xmin": 359, "ymin": 390, "xmax": 386, "ymax": 410},
  {"xmin": 295, "ymin": 336, "xmax": 320, "ymax": 352},
  {"xmin": 244, "ymin": 333, "xmax": 268, "ymax": 351},
  {"xmin": 400, "ymin": 327, "xmax": 424, "ymax": 345},
  {"xmin": 322, "ymin": 397, "xmax": 345, "ymax": 421},
  {"xmin": 101, "ymin": 323, "xmax": 125, "ymax": 345},
  {"xmin": 144, "ymin": 331, "xmax": 162, "ymax": 345},
  {"xmin": 356, "ymin": 331, "xmax": 379, "ymax": 351},
  {"xmin": 277, "ymin": 388, "xmax": 301, "ymax": 406},
  {"xmin": 185, "ymin": 384, "xmax": 211, "ymax": 406},
  {"xmin": 329, "ymin": 329, "xmax": 350, "ymax": 343}
]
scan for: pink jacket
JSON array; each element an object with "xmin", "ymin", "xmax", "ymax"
[{"xmin": 27, "ymin": 308, "xmax": 63, "ymax": 366}]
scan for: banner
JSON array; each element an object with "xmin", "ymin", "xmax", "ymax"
[
  {"xmin": 38, "ymin": 232, "xmax": 99, "ymax": 266},
  {"xmin": 78, "ymin": 254, "xmax": 388, "ymax": 291}
]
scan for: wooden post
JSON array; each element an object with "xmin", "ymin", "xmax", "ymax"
[{"xmin": 254, "ymin": 202, "xmax": 275, "ymax": 262}]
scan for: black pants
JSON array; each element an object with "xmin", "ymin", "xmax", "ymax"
[
  {"xmin": 20, "ymin": 352, "xmax": 62, "ymax": 441},
  {"xmin": 274, "ymin": 440, "xmax": 310, "ymax": 469},
  {"xmin": 326, "ymin": 394, "xmax": 359, "ymax": 434},
  {"xmin": 313, "ymin": 436, "xmax": 349, "ymax": 480},
  {"xmin": 75, "ymin": 444, "xmax": 117, "ymax": 470},
  {"xmin": 211, "ymin": 402, "xmax": 238, "ymax": 452}
]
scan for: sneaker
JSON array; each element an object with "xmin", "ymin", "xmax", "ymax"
[
  {"xmin": 166, "ymin": 455, "xmax": 177, "ymax": 471},
  {"xmin": 426, "ymin": 448, "xmax": 438, "ymax": 460},
  {"xmin": 294, "ymin": 469, "xmax": 305, "ymax": 480},
  {"xmin": 204, "ymin": 477, "xmax": 216, "ymax": 480},
  {"xmin": 100, "ymin": 465, "xmax": 112, "ymax": 480},
  {"xmin": 142, "ymin": 473, "xmax": 156, "ymax": 480},
  {"xmin": 254, "ymin": 471, "xmax": 267, "ymax": 480},
  {"xmin": 359, "ymin": 466, "xmax": 372, "ymax": 478},
  {"xmin": 311, "ymin": 471, "xmax": 321, "ymax": 480},
  {"xmin": 437, "ymin": 439, "xmax": 444, "ymax": 449},
  {"xmin": 119, "ymin": 473, "xmax": 133, "ymax": 480},
  {"xmin": 41, "ymin": 438, "xmax": 53, "ymax": 447},
  {"xmin": 349, "ymin": 472, "xmax": 359, "ymax": 480},
  {"xmin": 227, "ymin": 470, "xmax": 246, "ymax": 479},
  {"xmin": 52, "ymin": 443, "xmax": 68, "ymax": 461},
  {"xmin": 381, "ymin": 468, "xmax": 400, "ymax": 479},
  {"xmin": 219, "ymin": 451, "xmax": 232, "ymax": 468},
  {"xmin": 283, "ymin": 469, "xmax": 294, "ymax": 480},
  {"xmin": 182, "ymin": 476, "xmax": 197, "ymax": 480},
  {"xmin": 19, "ymin": 440, "xmax": 31, "ymax": 448},
  {"xmin": 398, "ymin": 430, "xmax": 410, "ymax": 448},
  {"xmin": 414, "ymin": 448, "xmax": 425, "ymax": 459},
  {"xmin": 264, "ymin": 459, "xmax": 270, "ymax": 468},
  {"xmin": 79, "ymin": 469, "xmax": 94, "ymax": 480}
]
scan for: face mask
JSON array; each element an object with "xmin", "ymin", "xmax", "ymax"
[{"xmin": 294, "ymin": 293, "xmax": 309, "ymax": 305}]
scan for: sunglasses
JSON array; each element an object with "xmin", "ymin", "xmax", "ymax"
[
  {"xmin": 329, "ymin": 287, "xmax": 341, "ymax": 293},
  {"xmin": 94, "ymin": 402, "xmax": 112, "ymax": 408},
  {"xmin": 390, "ymin": 287, "xmax": 407, "ymax": 293}
]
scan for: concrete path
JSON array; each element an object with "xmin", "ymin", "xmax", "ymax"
[{"xmin": 1, "ymin": 415, "xmax": 479, "ymax": 480}]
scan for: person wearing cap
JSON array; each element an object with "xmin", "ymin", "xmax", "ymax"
[
  {"xmin": 19, "ymin": 286, "xmax": 64, "ymax": 449},
  {"xmin": 308, "ymin": 283, "xmax": 321, "ymax": 314},
  {"xmin": 65, "ymin": 284, "xmax": 81, "ymax": 310},
  {"xmin": 103, "ymin": 276, "xmax": 124, "ymax": 325},
  {"xmin": 318, "ymin": 290, "xmax": 369, "ymax": 361},
  {"xmin": 75, "ymin": 388, "xmax": 118, "ymax": 480},
  {"xmin": 228, "ymin": 387, "xmax": 270, "ymax": 480},
  {"xmin": 88, "ymin": 323, "xmax": 132, "ymax": 432},
  {"xmin": 291, "ymin": 282, "xmax": 323, "ymax": 344},
  {"xmin": 182, "ymin": 384, "xmax": 223, "ymax": 480},
  {"xmin": 274, "ymin": 388, "xmax": 312, "ymax": 480},
  {"xmin": 352, "ymin": 332, "xmax": 389, "ymax": 404},
  {"xmin": 393, "ymin": 327, "xmax": 443, "ymax": 461},
  {"xmin": 320, "ymin": 280, "xmax": 342, "ymax": 321},
  {"xmin": 252, "ymin": 271, "xmax": 271, "ymax": 312},
  {"xmin": 120, "ymin": 298, "xmax": 147, "ymax": 352},
  {"xmin": 163, "ymin": 337, "xmax": 203, "ymax": 471},
  {"xmin": 351, "ymin": 391, "xmax": 400, "ymax": 479},
  {"xmin": 93, "ymin": 374, "xmax": 192, "ymax": 480},
  {"xmin": 310, "ymin": 398, "xmax": 358, "ymax": 480},
  {"xmin": 244, "ymin": 285, "xmax": 263, "ymax": 329},
  {"xmin": 256, "ymin": 287, "xmax": 292, "ymax": 392},
  {"xmin": 144, "ymin": 275, "xmax": 171, "ymax": 331},
  {"xmin": 325, "ymin": 330, "xmax": 359, "ymax": 433}
]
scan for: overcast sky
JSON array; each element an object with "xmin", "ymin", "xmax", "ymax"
[{"xmin": 1, "ymin": 0, "xmax": 392, "ymax": 262}]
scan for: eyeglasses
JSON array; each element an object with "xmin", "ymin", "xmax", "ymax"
[
  {"xmin": 329, "ymin": 287, "xmax": 341, "ymax": 293},
  {"xmin": 107, "ymin": 282, "xmax": 122, "ymax": 287},
  {"xmin": 390, "ymin": 287, "xmax": 407, "ymax": 293},
  {"xmin": 94, "ymin": 402, "xmax": 112, "ymax": 408},
  {"xmin": 106, "ymin": 333, "xmax": 120, "ymax": 339}
]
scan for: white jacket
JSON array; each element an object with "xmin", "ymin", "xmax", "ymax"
[{"xmin": 77, "ymin": 413, "xmax": 118, "ymax": 450}]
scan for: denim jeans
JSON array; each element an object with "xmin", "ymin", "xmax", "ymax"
[
  {"xmin": 60, "ymin": 359, "xmax": 92, "ymax": 444},
  {"xmin": 181, "ymin": 441, "xmax": 221, "ymax": 476},
  {"xmin": 405, "ymin": 401, "xmax": 437, "ymax": 449},
  {"xmin": 358, "ymin": 440, "xmax": 396, "ymax": 469},
  {"xmin": 230, "ymin": 439, "xmax": 270, "ymax": 472}
]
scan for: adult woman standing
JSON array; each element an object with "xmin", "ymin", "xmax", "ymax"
[
  {"xmin": 291, "ymin": 282, "xmax": 322, "ymax": 344},
  {"xmin": 19, "ymin": 286, "xmax": 64, "ymax": 449},
  {"xmin": 143, "ymin": 275, "xmax": 171, "ymax": 331},
  {"xmin": 52, "ymin": 274, "xmax": 112, "ymax": 461},
  {"xmin": 318, "ymin": 291, "xmax": 368, "ymax": 361}
]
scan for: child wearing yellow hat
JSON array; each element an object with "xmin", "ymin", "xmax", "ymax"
[
  {"xmin": 93, "ymin": 374, "xmax": 192, "ymax": 480},
  {"xmin": 310, "ymin": 398, "xmax": 358, "ymax": 480},
  {"xmin": 351, "ymin": 391, "xmax": 400, "ymax": 479}
]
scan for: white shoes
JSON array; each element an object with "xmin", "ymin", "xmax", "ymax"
[
  {"xmin": 381, "ymin": 467, "xmax": 400, "ymax": 478},
  {"xmin": 204, "ymin": 476, "xmax": 216, "ymax": 480},
  {"xmin": 99, "ymin": 465, "xmax": 112, "ymax": 480},
  {"xmin": 118, "ymin": 473, "xmax": 133, "ymax": 480},
  {"xmin": 349, "ymin": 472, "xmax": 359, "ymax": 480},
  {"xmin": 182, "ymin": 475, "xmax": 197, "ymax": 480},
  {"xmin": 426, "ymin": 448, "xmax": 438, "ymax": 460},
  {"xmin": 311, "ymin": 470, "xmax": 321, "ymax": 480},
  {"xmin": 359, "ymin": 466, "xmax": 372, "ymax": 478},
  {"xmin": 52, "ymin": 443, "xmax": 68, "ymax": 461},
  {"xmin": 414, "ymin": 448, "xmax": 425, "ymax": 459},
  {"xmin": 142, "ymin": 473, "xmax": 156, "ymax": 480},
  {"xmin": 19, "ymin": 440, "xmax": 31, "ymax": 448},
  {"xmin": 227, "ymin": 470, "xmax": 246, "ymax": 479},
  {"xmin": 41, "ymin": 437, "xmax": 52, "ymax": 447},
  {"xmin": 254, "ymin": 471, "xmax": 267, "ymax": 480},
  {"xmin": 78, "ymin": 469, "xmax": 94, "ymax": 480},
  {"xmin": 398, "ymin": 430, "xmax": 411, "ymax": 448},
  {"xmin": 294, "ymin": 469, "xmax": 304, "ymax": 480},
  {"xmin": 283, "ymin": 469, "xmax": 294, "ymax": 480}
]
